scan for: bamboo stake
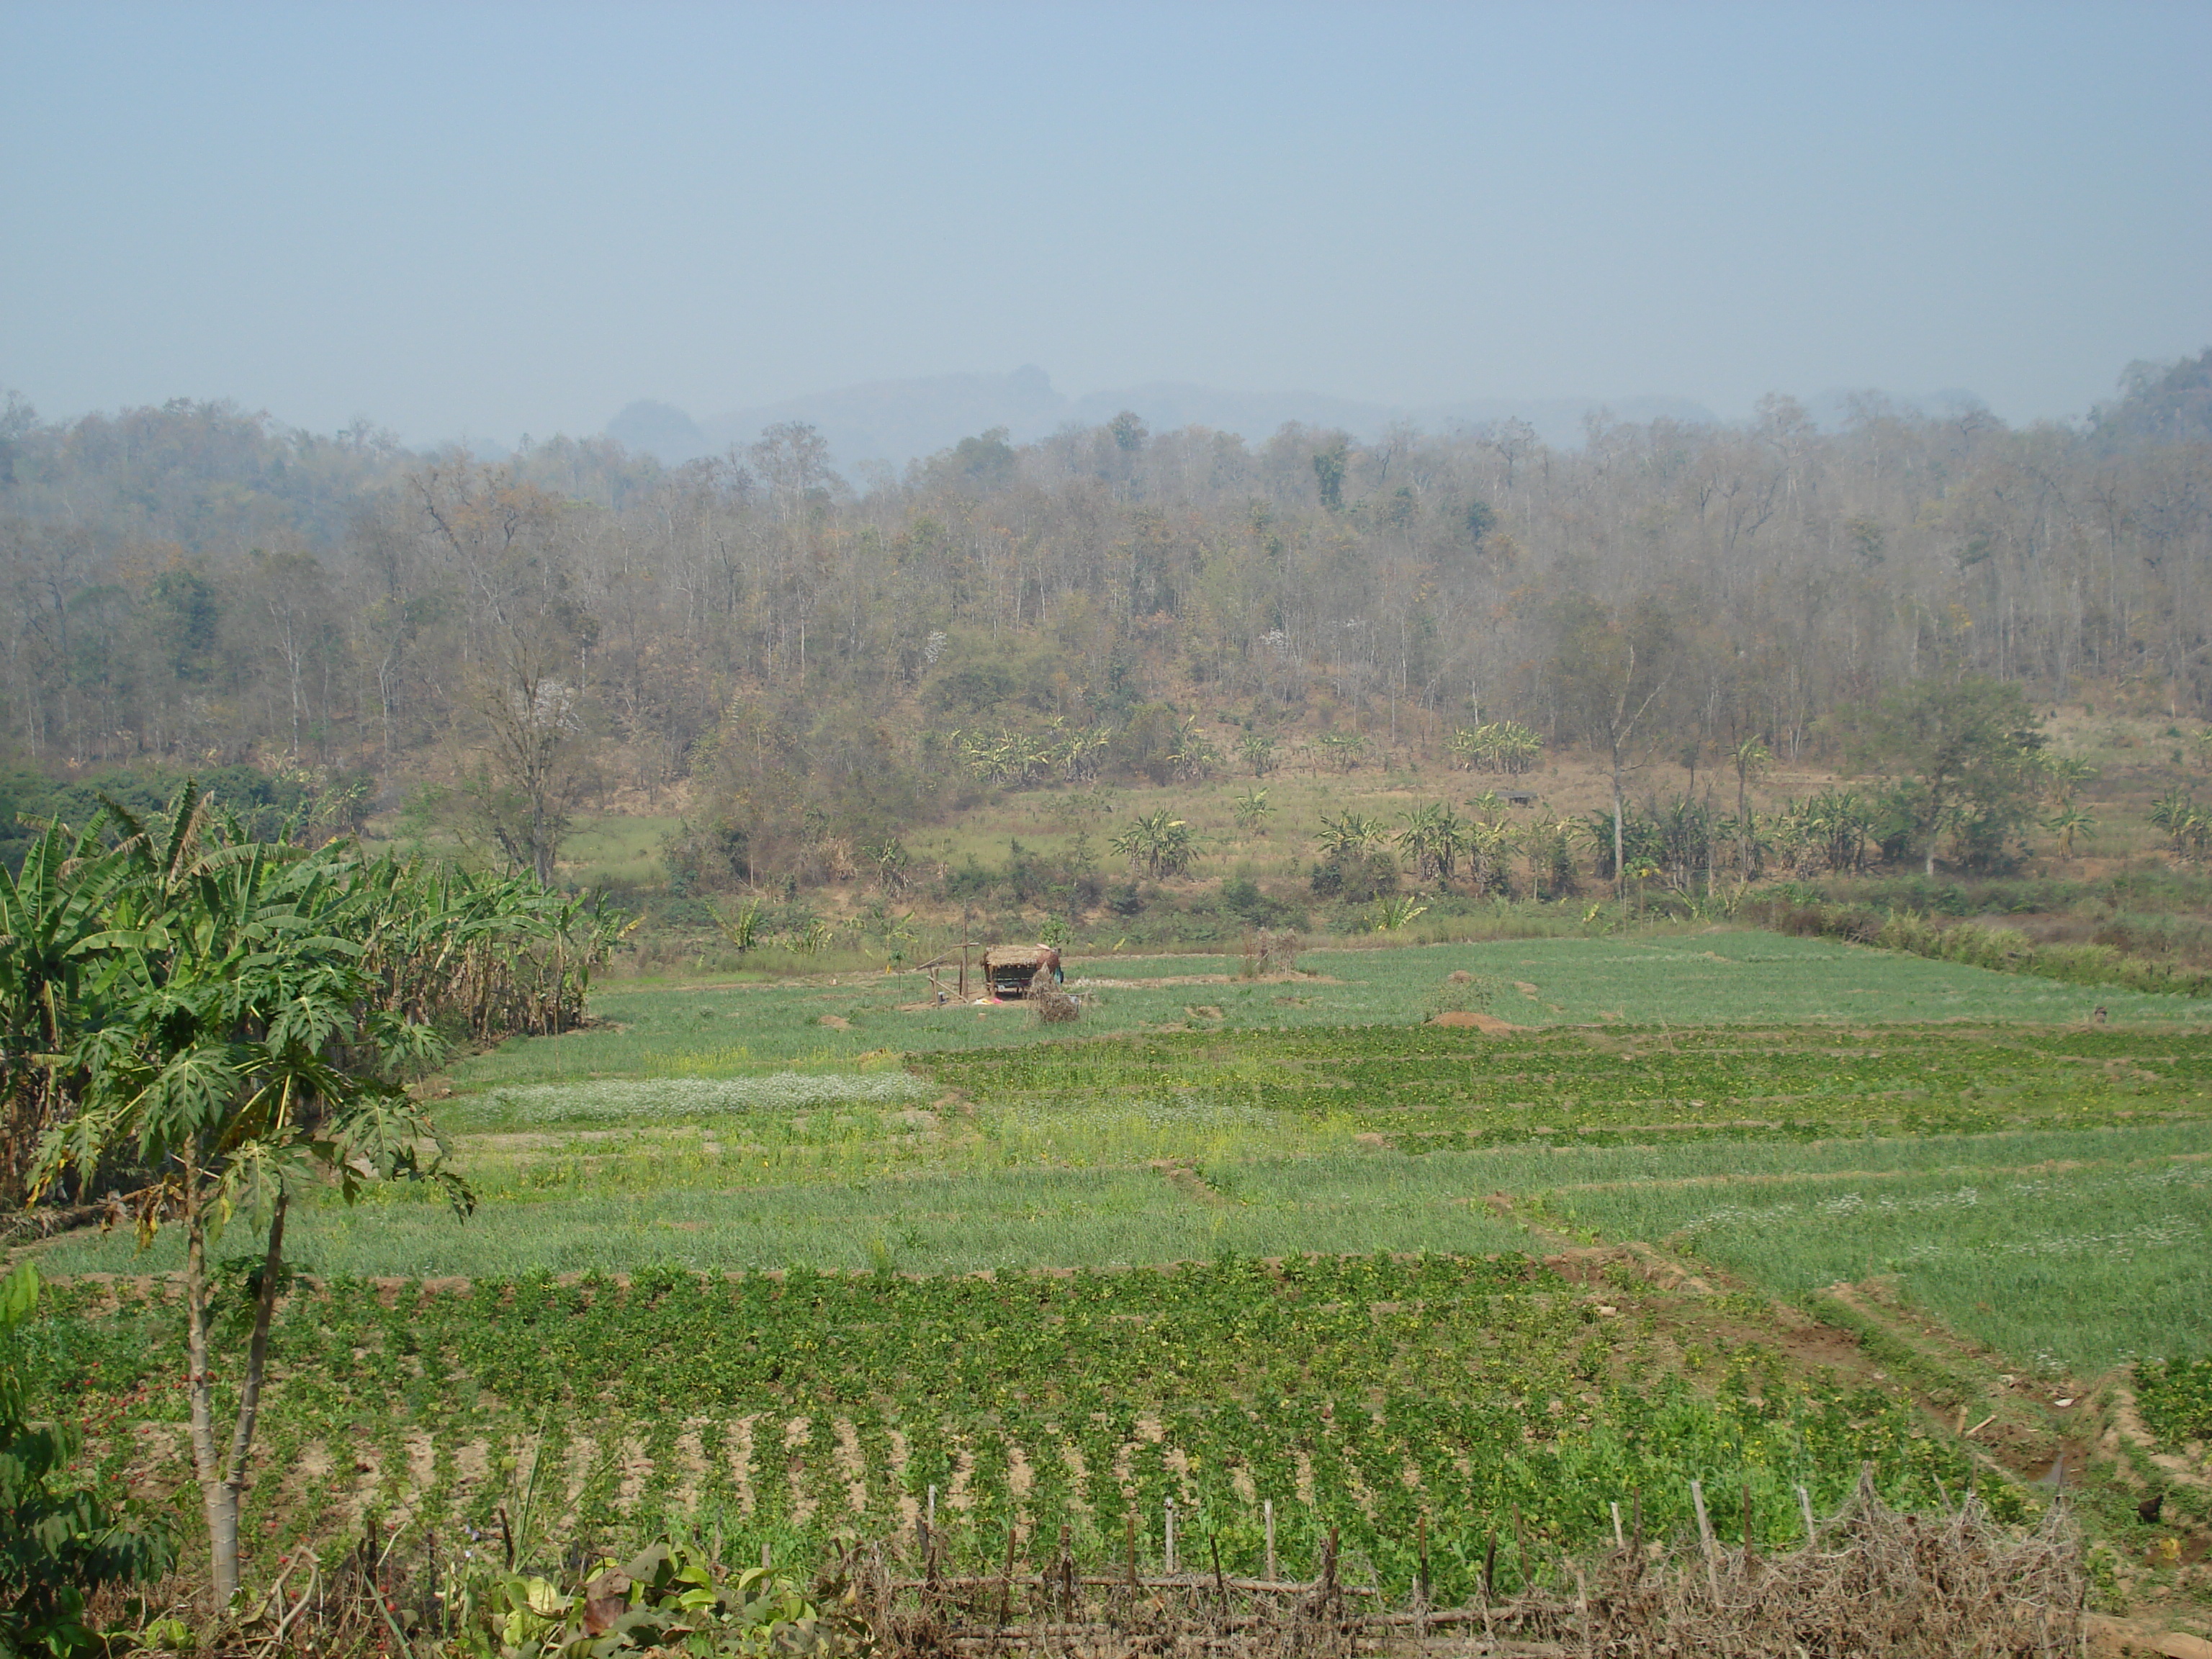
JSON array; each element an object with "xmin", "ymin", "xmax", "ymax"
[
  {"xmin": 1165, "ymin": 1496, "xmax": 1177, "ymax": 1575},
  {"xmin": 1263, "ymin": 1498, "xmax": 1275, "ymax": 1583},
  {"xmin": 1797, "ymin": 1483, "xmax": 1817, "ymax": 1545},
  {"xmin": 1691, "ymin": 1480, "xmax": 1719, "ymax": 1599},
  {"xmin": 1611, "ymin": 1500, "xmax": 1624, "ymax": 1550}
]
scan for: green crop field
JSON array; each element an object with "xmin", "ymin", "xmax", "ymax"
[
  {"xmin": 17, "ymin": 928, "xmax": 2212, "ymax": 1611},
  {"xmin": 442, "ymin": 929, "xmax": 2198, "ymax": 1093},
  {"xmin": 27, "ymin": 1256, "xmax": 1974, "ymax": 1600}
]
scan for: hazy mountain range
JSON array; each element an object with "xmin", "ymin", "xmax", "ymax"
[{"xmin": 604, "ymin": 367, "xmax": 1727, "ymax": 471}]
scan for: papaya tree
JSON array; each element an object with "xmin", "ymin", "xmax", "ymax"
[{"xmin": 32, "ymin": 791, "xmax": 470, "ymax": 1604}]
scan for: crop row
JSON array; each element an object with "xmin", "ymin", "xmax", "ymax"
[
  {"xmin": 920, "ymin": 1025, "xmax": 2212, "ymax": 1141},
  {"xmin": 32, "ymin": 1254, "xmax": 1987, "ymax": 1598}
]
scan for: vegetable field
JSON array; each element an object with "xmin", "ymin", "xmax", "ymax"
[
  {"xmin": 15, "ymin": 929, "xmax": 2211, "ymax": 1622},
  {"xmin": 920, "ymin": 1020, "xmax": 2212, "ymax": 1144},
  {"xmin": 440, "ymin": 931, "xmax": 2200, "ymax": 1092},
  {"xmin": 32, "ymin": 1254, "xmax": 1978, "ymax": 1602}
]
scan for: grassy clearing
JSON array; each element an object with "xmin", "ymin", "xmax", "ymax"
[{"xmin": 553, "ymin": 812, "xmax": 684, "ymax": 886}]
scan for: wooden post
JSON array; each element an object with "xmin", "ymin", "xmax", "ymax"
[
  {"xmin": 1741, "ymin": 1481, "xmax": 1755, "ymax": 1563},
  {"xmin": 1511, "ymin": 1503, "xmax": 1532, "ymax": 1593},
  {"xmin": 1126, "ymin": 1511, "xmax": 1137, "ymax": 1587},
  {"xmin": 1165, "ymin": 1497, "xmax": 1176, "ymax": 1576},
  {"xmin": 1058, "ymin": 1521, "xmax": 1074, "ymax": 1612},
  {"xmin": 1264, "ymin": 1498, "xmax": 1275, "ymax": 1583},
  {"xmin": 1210, "ymin": 1533, "xmax": 1227, "ymax": 1612},
  {"xmin": 1797, "ymin": 1483, "xmax": 1817, "ymax": 1547},
  {"xmin": 1610, "ymin": 1501, "xmax": 1624, "ymax": 1550},
  {"xmin": 1417, "ymin": 1514, "xmax": 1429, "ymax": 1605},
  {"xmin": 997, "ymin": 1524, "xmax": 1016, "ymax": 1628},
  {"xmin": 1691, "ymin": 1480, "xmax": 1719, "ymax": 1599}
]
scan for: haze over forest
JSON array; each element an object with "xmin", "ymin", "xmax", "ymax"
[
  {"xmin": 606, "ymin": 367, "xmax": 1738, "ymax": 473},
  {"xmin": 0, "ymin": 344, "xmax": 2206, "ymax": 886},
  {"xmin": 4, "ymin": 0, "xmax": 2209, "ymax": 890}
]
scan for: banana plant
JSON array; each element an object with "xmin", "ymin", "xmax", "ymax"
[
  {"xmin": 0, "ymin": 819, "xmax": 132, "ymax": 1203},
  {"xmin": 1315, "ymin": 811, "xmax": 1390, "ymax": 858},
  {"xmin": 1110, "ymin": 809, "xmax": 1196, "ymax": 878},
  {"xmin": 1370, "ymin": 894, "xmax": 1429, "ymax": 932},
  {"xmin": 714, "ymin": 896, "xmax": 770, "ymax": 952},
  {"xmin": 2041, "ymin": 802, "xmax": 2097, "ymax": 861},
  {"xmin": 1232, "ymin": 788, "xmax": 1276, "ymax": 833}
]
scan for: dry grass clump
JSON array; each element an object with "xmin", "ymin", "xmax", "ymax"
[{"xmin": 1031, "ymin": 988, "xmax": 1082, "ymax": 1024}]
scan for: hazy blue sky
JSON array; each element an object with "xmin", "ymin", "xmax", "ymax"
[{"xmin": 4, "ymin": 1, "xmax": 2208, "ymax": 446}]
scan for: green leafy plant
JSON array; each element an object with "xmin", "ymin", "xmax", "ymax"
[
  {"xmin": 1422, "ymin": 972, "xmax": 1499, "ymax": 1019},
  {"xmin": 2136, "ymin": 1357, "xmax": 2212, "ymax": 1449},
  {"xmin": 451, "ymin": 1538, "xmax": 850, "ymax": 1659},
  {"xmin": 1, "ymin": 1263, "xmax": 175, "ymax": 1658}
]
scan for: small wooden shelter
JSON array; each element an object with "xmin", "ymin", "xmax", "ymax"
[{"xmin": 983, "ymin": 945, "xmax": 1056, "ymax": 999}]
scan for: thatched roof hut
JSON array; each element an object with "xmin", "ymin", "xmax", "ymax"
[{"xmin": 983, "ymin": 945, "xmax": 1058, "ymax": 999}]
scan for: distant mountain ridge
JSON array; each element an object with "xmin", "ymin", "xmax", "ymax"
[{"xmin": 605, "ymin": 367, "xmax": 1721, "ymax": 470}]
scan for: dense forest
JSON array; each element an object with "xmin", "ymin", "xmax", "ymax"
[{"xmin": 1, "ymin": 349, "xmax": 2207, "ymax": 888}]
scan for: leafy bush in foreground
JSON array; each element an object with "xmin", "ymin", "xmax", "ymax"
[{"xmin": 1, "ymin": 1264, "xmax": 174, "ymax": 1658}]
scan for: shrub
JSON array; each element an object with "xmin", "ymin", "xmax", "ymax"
[{"xmin": 1219, "ymin": 876, "xmax": 1303, "ymax": 929}]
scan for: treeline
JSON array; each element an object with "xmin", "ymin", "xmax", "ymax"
[{"xmin": 1, "ymin": 350, "xmax": 2207, "ymax": 886}]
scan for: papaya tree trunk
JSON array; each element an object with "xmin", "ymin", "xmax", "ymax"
[
  {"xmin": 179, "ymin": 1157, "xmax": 239, "ymax": 1602},
  {"xmin": 186, "ymin": 1171, "xmax": 290, "ymax": 1604}
]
